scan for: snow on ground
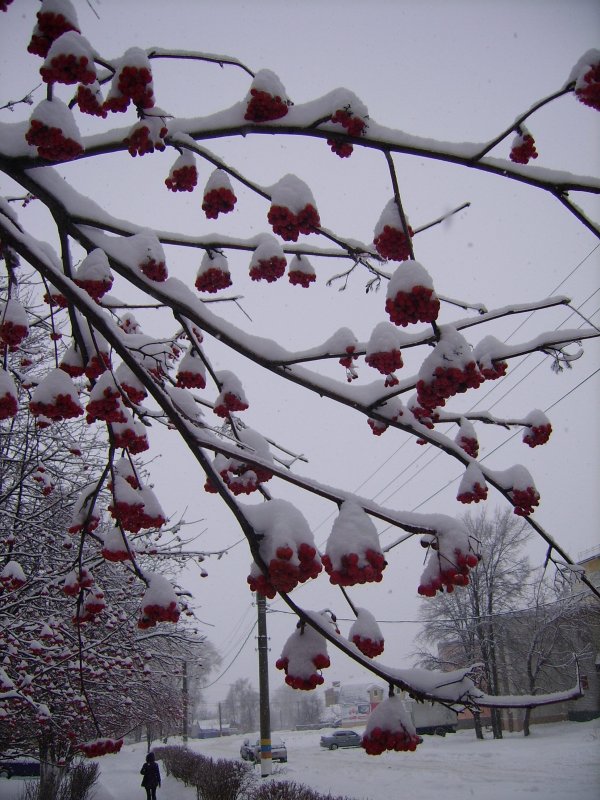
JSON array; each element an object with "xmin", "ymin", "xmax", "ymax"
[{"xmin": 0, "ymin": 719, "xmax": 598, "ymax": 800}]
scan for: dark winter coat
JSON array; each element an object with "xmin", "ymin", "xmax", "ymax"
[{"xmin": 140, "ymin": 760, "xmax": 161, "ymax": 789}]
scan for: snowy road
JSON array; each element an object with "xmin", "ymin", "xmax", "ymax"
[{"xmin": 0, "ymin": 719, "xmax": 597, "ymax": 800}]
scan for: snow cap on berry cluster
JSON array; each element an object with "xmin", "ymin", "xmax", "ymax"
[
  {"xmin": 26, "ymin": 98, "xmax": 83, "ymax": 160},
  {"xmin": 67, "ymin": 484, "xmax": 100, "ymax": 534},
  {"xmin": 455, "ymin": 417, "xmax": 478, "ymax": 458},
  {"xmin": 75, "ymin": 249, "xmax": 113, "ymax": 300},
  {"xmin": 248, "ymin": 234, "xmax": 287, "ymax": 282},
  {"xmin": 349, "ymin": 607, "xmax": 385, "ymax": 658},
  {"xmin": 270, "ymin": 174, "xmax": 318, "ymax": 216},
  {"xmin": 246, "ymin": 499, "xmax": 317, "ymax": 567},
  {"xmin": 28, "ymin": 0, "xmax": 80, "ymax": 58},
  {"xmin": 165, "ymin": 149, "xmax": 197, "ymax": 191},
  {"xmin": 417, "ymin": 326, "xmax": 482, "ymax": 406},
  {"xmin": 244, "ymin": 69, "xmax": 291, "ymax": 122},
  {"xmin": 497, "ymin": 464, "xmax": 540, "ymax": 516},
  {"xmin": 105, "ymin": 47, "xmax": 155, "ymax": 111},
  {"xmin": 457, "ymin": 462, "xmax": 488, "ymax": 504},
  {"xmin": 569, "ymin": 49, "xmax": 600, "ymax": 111},
  {"xmin": 29, "ymin": 368, "xmax": 83, "ymax": 421},
  {"xmin": 374, "ymin": 199, "xmax": 409, "ymax": 237},
  {"xmin": 101, "ymin": 528, "xmax": 133, "ymax": 562},
  {"xmin": 41, "ymin": 30, "xmax": 96, "ymax": 85},
  {"xmin": 176, "ymin": 348, "xmax": 206, "ymax": 389},
  {"xmin": 323, "ymin": 500, "xmax": 386, "ymax": 585},
  {"xmin": 0, "ymin": 370, "xmax": 18, "ymax": 421},
  {"xmin": 140, "ymin": 573, "xmax": 180, "ymax": 625},
  {"xmin": 418, "ymin": 517, "xmax": 479, "ymax": 596},
  {"xmin": 0, "ymin": 559, "xmax": 26, "ymax": 590},
  {"xmin": 276, "ymin": 621, "xmax": 330, "ymax": 690},
  {"xmin": 123, "ymin": 229, "xmax": 167, "ymax": 282},
  {"xmin": 1, "ymin": 298, "xmax": 30, "ymax": 347},
  {"xmin": 195, "ymin": 251, "xmax": 232, "ymax": 293},
  {"xmin": 362, "ymin": 694, "xmax": 421, "ymax": 754},
  {"xmin": 214, "ymin": 369, "xmax": 249, "ymax": 416},
  {"xmin": 288, "ymin": 254, "xmax": 316, "ymax": 287},
  {"xmin": 522, "ymin": 408, "xmax": 552, "ymax": 447}
]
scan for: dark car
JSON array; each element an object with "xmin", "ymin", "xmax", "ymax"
[
  {"xmin": 320, "ymin": 730, "xmax": 362, "ymax": 750},
  {"xmin": 0, "ymin": 758, "xmax": 41, "ymax": 779},
  {"xmin": 240, "ymin": 738, "xmax": 287, "ymax": 763}
]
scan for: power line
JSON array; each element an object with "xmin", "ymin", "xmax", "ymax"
[{"xmin": 199, "ymin": 619, "xmax": 258, "ymax": 690}]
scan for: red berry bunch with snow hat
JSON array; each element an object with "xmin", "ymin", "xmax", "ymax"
[
  {"xmin": 362, "ymin": 693, "xmax": 421, "ymax": 755},
  {"xmin": 417, "ymin": 520, "xmax": 480, "ymax": 597},
  {"xmin": 125, "ymin": 112, "xmax": 168, "ymax": 157},
  {"xmin": 246, "ymin": 499, "xmax": 322, "ymax": 598},
  {"xmin": 104, "ymin": 46, "xmax": 155, "ymax": 113},
  {"xmin": 26, "ymin": 98, "xmax": 83, "ymax": 162},
  {"xmin": 195, "ymin": 251, "xmax": 233, "ymax": 293},
  {"xmin": 276, "ymin": 619, "xmax": 330, "ymax": 690},
  {"xmin": 249, "ymin": 235, "xmax": 287, "ymax": 283},
  {"xmin": 503, "ymin": 464, "xmax": 540, "ymax": 516},
  {"xmin": 349, "ymin": 607, "xmax": 385, "ymax": 658},
  {"xmin": 129, "ymin": 229, "xmax": 168, "ymax": 282},
  {"xmin": 456, "ymin": 463, "xmax": 488, "ymax": 505},
  {"xmin": 509, "ymin": 128, "xmax": 538, "ymax": 164},
  {"xmin": 327, "ymin": 95, "xmax": 369, "ymax": 157},
  {"xmin": 27, "ymin": 0, "xmax": 80, "ymax": 59},
  {"xmin": 206, "ymin": 427, "xmax": 274, "ymax": 496},
  {"xmin": 40, "ymin": 30, "xmax": 96, "ymax": 86},
  {"xmin": 322, "ymin": 501, "xmax": 386, "ymax": 586},
  {"xmin": 213, "ymin": 370, "xmax": 249, "ymax": 417},
  {"xmin": 244, "ymin": 69, "xmax": 292, "ymax": 122},
  {"xmin": 573, "ymin": 50, "xmax": 600, "ymax": 111},
  {"xmin": 267, "ymin": 174, "xmax": 321, "ymax": 242},
  {"xmin": 1, "ymin": 298, "xmax": 29, "ymax": 348},
  {"xmin": 385, "ymin": 260, "xmax": 440, "ymax": 327},
  {"xmin": 138, "ymin": 573, "xmax": 180, "ymax": 629},
  {"xmin": 522, "ymin": 409, "xmax": 552, "ymax": 448},
  {"xmin": 107, "ymin": 476, "xmax": 166, "ymax": 535},
  {"xmin": 416, "ymin": 326, "xmax": 484, "ymax": 411},
  {"xmin": 165, "ymin": 151, "xmax": 198, "ymax": 192},
  {"xmin": 365, "ymin": 321, "xmax": 404, "ymax": 387},
  {"xmin": 74, "ymin": 249, "xmax": 114, "ymax": 301},
  {"xmin": 287, "ymin": 254, "xmax": 317, "ymax": 287},
  {"xmin": 202, "ymin": 169, "xmax": 237, "ymax": 218},
  {"xmin": 0, "ymin": 370, "xmax": 19, "ymax": 421},
  {"xmin": 29, "ymin": 368, "xmax": 83, "ymax": 422},
  {"xmin": 373, "ymin": 199, "xmax": 414, "ymax": 261}
]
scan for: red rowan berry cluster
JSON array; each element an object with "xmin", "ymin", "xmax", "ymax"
[
  {"xmin": 218, "ymin": 459, "xmax": 273, "ymax": 496},
  {"xmin": 288, "ymin": 256, "xmax": 316, "ymax": 287},
  {"xmin": 327, "ymin": 107, "xmax": 367, "ymax": 157},
  {"xmin": 139, "ymin": 600, "xmax": 180, "ymax": 627},
  {"xmin": 100, "ymin": 530, "xmax": 132, "ymax": 562},
  {"xmin": 457, "ymin": 482, "xmax": 488, "ymax": 504},
  {"xmin": 322, "ymin": 549, "xmax": 386, "ymax": 587},
  {"xmin": 138, "ymin": 257, "xmax": 167, "ymax": 282},
  {"xmin": 457, "ymin": 434, "xmax": 478, "ymax": 458},
  {"xmin": 418, "ymin": 544, "xmax": 479, "ymax": 597},
  {"xmin": 29, "ymin": 381, "xmax": 83, "ymax": 423},
  {"xmin": 26, "ymin": 119, "xmax": 83, "ymax": 161},
  {"xmin": 365, "ymin": 348, "xmax": 403, "ymax": 375},
  {"xmin": 0, "ymin": 387, "xmax": 18, "ymax": 421},
  {"xmin": 214, "ymin": 391, "xmax": 249, "ymax": 418},
  {"xmin": 385, "ymin": 284, "xmax": 440, "ymax": 327},
  {"xmin": 75, "ymin": 276, "xmax": 112, "ymax": 301},
  {"xmin": 523, "ymin": 422, "xmax": 552, "ymax": 447},
  {"xmin": 86, "ymin": 388, "xmax": 126, "ymax": 425},
  {"xmin": 575, "ymin": 62, "xmax": 600, "ymax": 111},
  {"xmin": 28, "ymin": 8, "xmax": 79, "ymax": 58},
  {"xmin": 417, "ymin": 362, "xmax": 483, "ymax": 410},
  {"xmin": 41, "ymin": 49, "xmax": 95, "ymax": 86},
  {"xmin": 249, "ymin": 255, "xmax": 287, "ymax": 283},
  {"xmin": 202, "ymin": 187, "xmax": 237, "ymax": 219},
  {"xmin": 267, "ymin": 203, "xmax": 320, "ymax": 242},
  {"xmin": 510, "ymin": 485, "xmax": 540, "ymax": 516},
  {"xmin": 76, "ymin": 83, "xmax": 107, "ymax": 117},
  {"xmin": 510, "ymin": 132, "xmax": 538, "ymax": 164},
  {"xmin": 374, "ymin": 224, "xmax": 414, "ymax": 261},
  {"xmin": 84, "ymin": 351, "xmax": 110, "ymax": 381},
  {"xmin": 352, "ymin": 634, "xmax": 384, "ymax": 658},
  {"xmin": 248, "ymin": 542, "xmax": 322, "ymax": 597},
  {"xmin": 0, "ymin": 561, "xmax": 26, "ymax": 591},
  {"xmin": 362, "ymin": 726, "xmax": 421, "ymax": 755},
  {"xmin": 43, "ymin": 286, "xmax": 68, "ymax": 308},
  {"xmin": 62, "ymin": 568, "xmax": 93, "ymax": 597},
  {"xmin": 195, "ymin": 264, "xmax": 232, "ymax": 293},
  {"xmin": 0, "ymin": 320, "xmax": 28, "ymax": 348},
  {"xmin": 368, "ymin": 417, "xmax": 388, "ymax": 436},
  {"xmin": 78, "ymin": 738, "xmax": 123, "ymax": 758},
  {"xmin": 165, "ymin": 164, "xmax": 198, "ymax": 192},
  {"xmin": 478, "ymin": 359, "xmax": 508, "ymax": 380},
  {"xmin": 112, "ymin": 420, "xmax": 149, "ymax": 453},
  {"xmin": 176, "ymin": 366, "xmax": 206, "ymax": 390},
  {"xmin": 277, "ymin": 655, "xmax": 330, "ymax": 690},
  {"xmin": 105, "ymin": 60, "xmax": 154, "ymax": 112},
  {"xmin": 32, "ymin": 464, "xmax": 54, "ymax": 496},
  {"xmin": 125, "ymin": 120, "xmax": 167, "ymax": 157},
  {"xmin": 245, "ymin": 88, "xmax": 290, "ymax": 122}
]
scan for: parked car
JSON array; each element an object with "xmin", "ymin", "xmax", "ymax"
[
  {"xmin": 240, "ymin": 738, "xmax": 288, "ymax": 763},
  {"xmin": 0, "ymin": 757, "xmax": 41, "ymax": 779},
  {"xmin": 320, "ymin": 730, "xmax": 362, "ymax": 750}
]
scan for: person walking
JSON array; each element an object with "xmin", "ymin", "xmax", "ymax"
[{"xmin": 140, "ymin": 751, "xmax": 161, "ymax": 800}]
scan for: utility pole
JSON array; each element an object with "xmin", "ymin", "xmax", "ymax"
[
  {"xmin": 257, "ymin": 593, "xmax": 272, "ymax": 777},
  {"xmin": 182, "ymin": 660, "xmax": 188, "ymax": 744}
]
